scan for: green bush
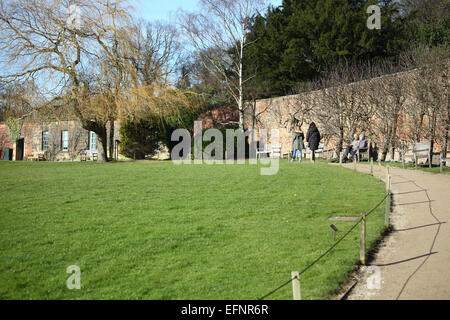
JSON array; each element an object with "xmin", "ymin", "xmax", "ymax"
[
  {"xmin": 119, "ymin": 119, "xmax": 161, "ymax": 160},
  {"xmin": 192, "ymin": 127, "xmax": 252, "ymax": 160}
]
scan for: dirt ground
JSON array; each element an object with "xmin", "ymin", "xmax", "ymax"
[{"xmin": 334, "ymin": 163, "xmax": 450, "ymax": 300}]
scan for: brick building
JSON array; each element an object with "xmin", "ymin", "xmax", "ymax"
[{"xmin": 0, "ymin": 121, "xmax": 120, "ymax": 161}]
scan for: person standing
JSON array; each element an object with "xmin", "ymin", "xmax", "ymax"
[
  {"xmin": 291, "ymin": 126, "xmax": 305, "ymax": 162},
  {"xmin": 306, "ymin": 122, "xmax": 321, "ymax": 161}
]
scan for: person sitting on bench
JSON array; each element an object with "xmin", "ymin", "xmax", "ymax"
[
  {"xmin": 354, "ymin": 134, "xmax": 367, "ymax": 159},
  {"xmin": 342, "ymin": 134, "xmax": 359, "ymax": 163}
]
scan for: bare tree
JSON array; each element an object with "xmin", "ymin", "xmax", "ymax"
[
  {"xmin": 0, "ymin": 81, "xmax": 35, "ymax": 121},
  {"xmin": 179, "ymin": 0, "xmax": 266, "ymax": 130},
  {"xmin": 0, "ymin": 0, "xmax": 135, "ymax": 162},
  {"xmin": 362, "ymin": 59, "xmax": 409, "ymax": 162},
  {"xmin": 312, "ymin": 63, "xmax": 365, "ymax": 157},
  {"xmin": 0, "ymin": 0, "xmax": 198, "ymax": 162},
  {"xmin": 439, "ymin": 69, "xmax": 450, "ymax": 164},
  {"xmin": 126, "ymin": 21, "xmax": 180, "ymax": 87},
  {"xmin": 402, "ymin": 45, "xmax": 450, "ymax": 166}
]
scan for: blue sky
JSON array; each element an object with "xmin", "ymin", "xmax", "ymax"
[{"xmin": 135, "ymin": 0, "xmax": 283, "ymax": 23}]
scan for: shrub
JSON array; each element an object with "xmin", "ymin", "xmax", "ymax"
[
  {"xmin": 119, "ymin": 119, "xmax": 161, "ymax": 159},
  {"xmin": 192, "ymin": 127, "xmax": 252, "ymax": 160}
]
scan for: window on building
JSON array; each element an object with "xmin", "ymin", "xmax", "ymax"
[
  {"xmin": 42, "ymin": 131, "xmax": 48, "ymax": 151},
  {"xmin": 61, "ymin": 130, "xmax": 69, "ymax": 152},
  {"xmin": 89, "ymin": 131, "xmax": 97, "ymax": 151}
]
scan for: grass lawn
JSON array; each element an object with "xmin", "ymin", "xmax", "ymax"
[
  {"xmin": 0, "ymin": 160, "xmax": 387, "ymax": 300},
  {"xmin": 326, "ymin": 157, "xmax": 450, "ymax": 175},
  {"xmin": 378, "ymin": 161, "xmax": 450, "ymax": 175}
]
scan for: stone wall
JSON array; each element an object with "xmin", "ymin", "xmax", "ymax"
[
  {"xmin": 243, "ymin": 69, "xmax": 449, "ymax": 163},
  {"xmin": 197, "ymin": 105, "xmax": 239, "ymax": 129}
]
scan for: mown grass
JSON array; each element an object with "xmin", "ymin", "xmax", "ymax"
[
  {"xmin": 378, "ymin": 160, "xmax": 450, "ymax": 175},
  {"xmin": 327, "ymin": 157, "xmax": 450, "ymax": 175},
  {"xmin": 0, "ymin": 160, "xmax": 386, "ymax": 299}
]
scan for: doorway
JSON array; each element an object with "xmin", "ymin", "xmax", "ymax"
[{"xmin": 16, "ymin": 138, "xmax": 24, "ymax": 161}]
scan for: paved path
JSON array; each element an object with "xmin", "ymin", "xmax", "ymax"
[{"xmin": 338, "ymin": 162, "xmax": 450, "ymax": 300}]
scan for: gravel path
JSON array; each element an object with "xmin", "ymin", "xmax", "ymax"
[{"xmin": 338, "ymin": 162, "xmax": 450, "ymax": 300}]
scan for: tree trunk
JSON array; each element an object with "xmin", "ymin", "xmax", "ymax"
[
  {"xmin": 239, "ymin": 104, "xmax": 244, "ymax": 130},
  {"xmin": 381, "ymin": 131, "xmax": 391, "ymax": 162},
  {"xmin": 335, "ymin": 126, "xmax": 344, "ymax": 157},
  {"xmin": 429, "ymin": 112, "xmax": 437, "ymax": 168},
  {"xmin": 429, "ymin": 139, "xmax": 434, "ymax": 168},
  {"xmin": 390, "ymin": 110, "xmax": 399, "ymax": 161},
  {"xmin": 251, "ymin": 100, "xmax": 256, "ymax": 141},
  {"xmin": 416, "ymin": 112, "xmax": 425, "ymax": 142},
  {"xmin": 109, "ymin": 120, "xmax": 115, "ymax": 159},
  {"xmin": 96, "ymin": 127, "xmax": 108, "ymax": 163},
  {"xmin": 381, "ymin": 146, "xmax": 388, "ymax": 162},
  {"xmin": 83, "ymin": 121, "xmax": 108, "ymax": 163},
  {"xmin": 443, "ymin": 126, "xmax": 449, "ymax": 166},
  {"xmin": 238, "ymin": 32, "xmax": 244, "ymax": 130},
  {"xmin": 444, "ymin": 101, "xmax": 450, "ymax": 166}
]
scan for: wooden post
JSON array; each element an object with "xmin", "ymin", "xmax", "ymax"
[
  {"xmin": 402, "ymin": 152, "xmax": 405, "ymax": 169},
  {"xmin": 360, "ymin": 212, "xmax": 366, "ymax": 266},
  {"xmin": 440, "ymin": 152, "xmax": 443, "ymax": 173},
  {"xmin": 353, "ymin": 158, "xmax": 357, "ymax": 170},
  {"xmin": 339, "ymin": 153, "xmax": 343, "ymax": 166},
  {"xmin": 385, "ymin": 172, "xmax": 390, "ymax": 191},
  {"xmin": 378, "ymin": 160, "xmax": 382, "ymax": 178},
  {"xmin": 291, "ymin": 271, "xmax": 301, "ymax": 300},
  {"xmin": 385, "ymin": 174, "xmax": 391, "ymax": 227},
  {"xmin": 370, "ymin": 159, "xmax": 374, "ymax": 176}
]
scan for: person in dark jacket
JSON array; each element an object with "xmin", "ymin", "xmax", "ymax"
[
  {"xmin": 369, "ymin": 142, "xmax": 378, "ymax": 161},
  {"xmin": 306, "ymin": 122, "xmax": 321, "ymax": 161}
]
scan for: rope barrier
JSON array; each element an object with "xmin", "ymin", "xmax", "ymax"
[
  {"xmin": 258, "ymin": 191, "xmax": 389, "ymax": 300},
  {"xmin": 366, "ymin": 192, "xmax": 389, "ymax": 217}
]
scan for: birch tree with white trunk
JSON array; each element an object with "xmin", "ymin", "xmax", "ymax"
[{"xmin": 179, "ymin": 0, "xmax": 266, "ymax": 130}]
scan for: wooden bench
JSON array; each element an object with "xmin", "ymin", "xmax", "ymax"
[
  {"xmin": 27, "ymin": 152, "xmax": 46, "ymax": 161},
  {"xmin": 256, "ymin": 143, "xmax": 270, "ymax": 159},
  {"xmin": 27, "ymin": 154, "xmax": 38, "ymax": 161},
  {"xmin": 270, "ymin": 144, "xmax": 282, "ymax": 159},
  {"xmin": 256, "ymin": 143, "xmax": 282, "ymax": 159},
  {"xmin": 413, "ymin": 142, "xmax": 432, "ymax": 168},
  {"xmin": 304, "ymin": 143, "xmax": 334, "ymax": 160},
  {"xmin": 440, "ymin": 152, "xmax": 450, "ymax": 173},
  {"xmin": 356, "ymin": 140, "xmax": 373, "ymax": 162},
  {"xmin": 80, "ymin": 150, "xmax": 98, "ymax": 161}
]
